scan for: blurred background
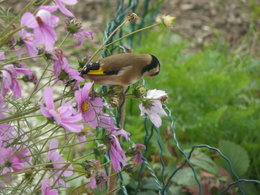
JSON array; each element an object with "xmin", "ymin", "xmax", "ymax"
[{"xmin": 2, "ymin": 0, "xmax": 259, "ymax": 194}]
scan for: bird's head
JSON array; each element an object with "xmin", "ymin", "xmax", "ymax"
[{"xmin": 142, "ymin": 55, "xmax": 160, "ymax": 78}]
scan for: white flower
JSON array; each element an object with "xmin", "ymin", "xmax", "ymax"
[
  {"xmin": 139, "ymin": 89, "xmax": 168, "ymax": 128},
  {"xmin": 156, "ymin": 15, "xmax": 176, "ymax": 27}
]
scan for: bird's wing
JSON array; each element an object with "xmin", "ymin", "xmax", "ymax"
[{"xmin": 86, "ymin": 55, "xmax": 133, "ymax": 76}]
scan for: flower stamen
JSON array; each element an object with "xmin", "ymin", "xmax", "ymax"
[{"xmin": 82, "ymin": 101, "xmax": 89, "ymax": 112}]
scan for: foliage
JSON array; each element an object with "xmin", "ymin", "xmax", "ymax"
[{"xmin": 124, "ymin": 30, "xmax": 260, "ymax": 193}]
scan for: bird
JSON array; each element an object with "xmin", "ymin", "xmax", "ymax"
[{"xmin": 80, "ymin": 53, "xmax": 160, "ymax": 87}]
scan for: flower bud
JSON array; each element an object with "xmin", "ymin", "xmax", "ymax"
[
  {"xmin": 21, "ymin": 72, "xmax": 38, "ymax": 85},
  {"xmin": 102, "ymin": 134, "xmax": 111, "ymax": 145},
  {"xmin": 123, "ymin": 164, "xmax": 136, "ymax": 173},
  {"xmin": 133, "ymin": 85, "xmax": 147, "ymax": 98},
  {"xmin": 24, "ymin": 172, "xmax": 34, "ymax": 183},
  {"xmin": 110, "ymin": 96, "xmax": 120, "ymax": 107},
  {"xmin": 96, "ymin": 173, "xmax": 107, "ymax": 185},
  {"xmin": 65, "ymin": 18, "xmax": 82, "ymax": 34},
  {"xmin": 38, "ymin": 49, "xmax": 52, "ymax": 60},
  {"xmin": 127, "ymin": 13, "xmax": 139, "ymax": 22},
  {"xmin": 97, "ymin": 143, "xmax": 107, "ymax": 152},
  {"xmin": 78, "ymin": 57, "xmax": 89, "ymax": 69}
]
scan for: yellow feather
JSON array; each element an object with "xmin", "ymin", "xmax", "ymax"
[{"xmin": 87, "ymin": 68, "xmax": 104, "ymax": 75}]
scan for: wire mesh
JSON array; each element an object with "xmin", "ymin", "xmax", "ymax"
[{"xmin": 101, "ymin": 0, "xmax": 260, "ymax": 195}]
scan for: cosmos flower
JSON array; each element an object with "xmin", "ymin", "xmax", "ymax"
[
  {"xmin": 52, "ymin": 49, "xmax": 83, "ymax": 83},
  {"xmin": 21, "ymin": 7, "xmax": 59, "ymax": 51},
  {"xmin": 19, "ymin": 29, "xmax": 38, "ymax": 58},
  {"xmin": 74, "ymin": 82, "xmax": 105, "ymax": 129},
  {"xmin": 40, "ymin": 87, "xmax": 83, "ymax": 133},
  {"xmin": 109, "ymin": 129, "xmax": 130, "ymax": 172},
  {"xmin": 0, "ymin": 52, "xmax": 32, "ymax": 100},
  {"xmin": 48, "ymin": 139, "xmax": 73, "ymax": 186},
  {"xmin": 139, "ymin": 89, "xmax": 168, "ymax": 128},
  {"xmin": 41, "ymin": 179, "xmax": 58, "ymax": 195},
  {"xmin": 53, "ymin": 0, "xmax": 78, "ymax": 17},
  {"xmin": 0, "ymin": 147, "xmax": 31, "ymax": 182}
]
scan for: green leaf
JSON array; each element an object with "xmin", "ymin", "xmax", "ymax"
[
  {"xmin": 218, "ymin": 140, "xmax": 250, "ymax": 176},
  {"xmin": 121, "ymin": 172, "xmax": 130, "ymax": 185},
  {"xmin": 173, "ymin": 168, "xmax": 198, "ymax": 186},
  {"xmin": 190, "ymin": 150, "xmax": 219, "ymax": 175}
]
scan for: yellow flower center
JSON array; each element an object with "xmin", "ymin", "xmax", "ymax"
[
  {"xmin": 23, "ymin": 37, "xmax": 30, "ymax": 41},
  {"xmin": 55, "ymin": 109, "xmax": 62, "ymax": 117},
  {"xmin": 82, "ymin": 101, "xmax": 89, "ymax": 112}
]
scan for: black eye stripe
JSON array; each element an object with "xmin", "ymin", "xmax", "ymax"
[{"xmin": 141, "ymin": 55, "xmax": 160, "ymax": 74}]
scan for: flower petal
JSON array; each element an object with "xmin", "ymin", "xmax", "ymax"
[
  {"xmin": 149, "ymin": 113, "xmax": 162, "ymax": 128},
  {"xmin": 43, "ymin": 87, "xmax": 55, "ymax": 109},
  {"xmin": 61, "ymin": 0, "xmax": 78, "ymax": 5},
  {"xmin": 21, "ymin": 12, "xmax": 38, "ymax": 28},
  {"xmin": 54, "ymin": 0, "xmax": 74, "ymax": 17}
]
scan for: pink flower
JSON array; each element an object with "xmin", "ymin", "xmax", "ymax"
[
  {"xmin": 133, "ymin": 144, "xmax": 146, "ymax": 165},
  {"xmin": 0, "ymin": 52, "xmax": 32, "ymax": 99},
  {"xmin": 41, "ymin": 179, "xmax": 58, "ymax": 195},
  {"xmin": 48, "ymin": 139, "xmax": 73, "ymax": 186},
  {"xmin": 53, "ymin": 49, "xmax": 83, "ymax": 83},
  {"xmin": 0, "ymin": 102, "xmax": 16, "ymax": 146},
  {"xmin": 19, "ymin": 29, "xmax": 38, "ymax": 58},
  {"xmin": 73, "ymin": 30, "xmax": 93, "ymax": 46},
  {"xmin": 0, "ymin": 147, "xmax": 31, "ymax": 181},
  {"xmin": 109, "ymin": 129, "xmax": 130, "ymax": 172},
  {"xmin": 54, "ymin": 0, "xmax": 77, "ymax": 17},
  {"xmin": 21, "ymin": 7, "xmax": 59, "ymax": 51},
  {"xmin": 40, "ymin": 87, "xmax": 83, "ymax": 133},
  {"xmin": 75, "ymin": 82, "xmax": 106, "ymax": 129},
  {"xmin": 139, "ymin": 89, "xmax": 168, "ymax": 128},
  {"xmin": 84, "ymin": 160, "xmax": 107, "ymax": 190}
]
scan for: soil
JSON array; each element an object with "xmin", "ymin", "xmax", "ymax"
[
  {"xmin": 161, "ymin": 0, "xmax": 260, "ymax": 53},
  {"xmin": 1, "ymin": 0, "xmax": 259, "ymax": 54}
]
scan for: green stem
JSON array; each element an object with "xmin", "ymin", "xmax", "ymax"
[
  {"xmin": 0, "ymin": 91, "xmax": 72, "ymax": 124},
  {"xmin": 5, "ymin": 121, "xmax": 50, "ymax": 148},
  {"xmin": 0, "ymin": 0, "xmax": 38, "ymax": 43},
  {"xmin": 0, "ymin": 55, "xmax": 43, "ymax": 67},
  {"xmin": 23, "ymin": 62, "xmax": 52, "ymax": 107},
  {"xmin": 21, "ymin": 138, "xmax": 99, "ymax": 159},
  {"xmin": 103, "ymin": 23, "xmax": 159, "ymax": 49},
  {"xmin": 0, "ymin": 167, "xmax": 86, "ymax": 179},
  {"xmin": 58, "ymin": 32, "xmax": 70, "ymax": 48}
]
